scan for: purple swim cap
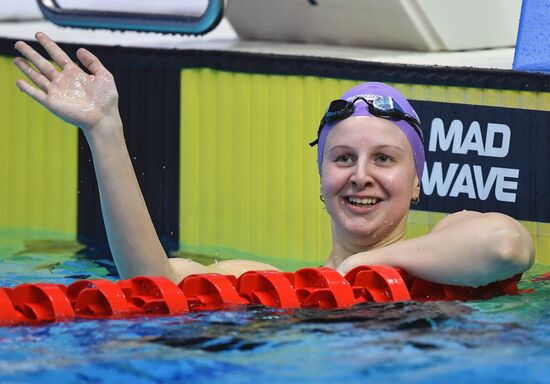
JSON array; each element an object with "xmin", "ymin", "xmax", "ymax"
[{"xmin": 316, "ymin": 82, "xmax": 425, "ymax": 181}]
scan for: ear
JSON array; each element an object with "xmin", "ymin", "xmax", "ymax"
[{"xmin": 412, "ymin": 175, "xmax": 420, "ymax": 201}]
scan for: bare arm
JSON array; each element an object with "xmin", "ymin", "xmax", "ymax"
[
  {"xmin": 336, "ymin": 211, "xmax": 534, "ymax": 287},
  {"xmin": 14, "ymin": 33, "xmax": 279, "ymax": 282},
  {"xmin": 13, "ymin": 33, "xmax": 211, "ymax": 282}
]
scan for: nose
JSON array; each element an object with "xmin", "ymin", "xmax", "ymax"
[{"xmin": 349, "ymin": 160, "xmax": 374, "ymax": 189}]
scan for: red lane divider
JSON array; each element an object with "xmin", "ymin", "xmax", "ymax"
[
  {"xmin": 0, "ymin": 267, "xmax": 525, "ymax": 326},
  {"xmin": 68, "ymin": 279, "xmax": 130, "ymax": 318},
  {"xmin": 293, "ymin": 268, "xmax": 356, "ymax": 309},
  {"xmin": 345, "ymin": 265, "xmax": 411, "ymax": 303},
  {"xmin": 11, "ymin": 283, "xmax": 75, "ymax": 323},
  {"xmin": 0, "ymin": 288, "xmax": 24, "ymax": 326},
  {"xmin": 179, "ymin": 274, "xmax": 248, "ymax": 311},
  {"xmin": 120, "ymin": 276, "xmax": 188, "ymax": 315},
  {"xmin": 237, "ymin": 270, "xmax": 300, "ymax": 308},
  {"xmin": 400, "ymin": 270, "xmax": 525, "ymax": 301}
]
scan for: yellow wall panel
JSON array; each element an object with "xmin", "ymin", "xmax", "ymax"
[
  {"xmin": 0, "ymin": 55, "xmax": 77, "ymax": 235},
  {"xmin": 181, "ymin": 69, "xmax": 347, "ymax": 269},
  {"xmin": 396, "ymin": 83, "xmax": 550, "ymax": 112}
]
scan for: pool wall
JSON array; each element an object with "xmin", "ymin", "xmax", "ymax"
[{"xmin": 1, "ymin": 38, "xmax": 549, "ymax": 270}]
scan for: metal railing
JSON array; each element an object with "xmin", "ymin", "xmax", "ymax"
[{"xmin": 36, "ymin": 0, "xmax": 224, "ymax": 35}]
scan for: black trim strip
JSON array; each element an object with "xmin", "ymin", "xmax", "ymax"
[{"xmin": 76, "ymin": 64, "xmax": 181, "ymax": 262}]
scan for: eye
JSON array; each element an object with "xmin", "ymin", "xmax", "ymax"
[
  {"xmin": 335, "ymin": 154, "xmax": 355, "ymax": 165},
  {"xmin": 375, "ymin": 153, "xmax": 393, "ymax": 163}
]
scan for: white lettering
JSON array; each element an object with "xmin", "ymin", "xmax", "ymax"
[
  {"xmin": 460, "ymin": 121, "xmax": 485, "ymax": 156},
  {"xmin": 422, "ymin": 162, "xmax": 459, "ymax": 196},
  {"xmin": 495, "ymin": 168, "xmax": 519, "ymax": 202},
  {"xmin": 428, "ymin": 119, "xmax": 511, "ymax": 157},
  {"xmin": 428, "ymin": 118, "xmax": 463, "ymax": 153},
  {"xmin": 473, "ymin": 165, "xmax": 498, "ymax": 200},
  {"xmin": 422, "ymin": 162, "xmax": 519, "ymax": 202},
  {"xmin": 449, "ymin": 164, "xmax": 476, "ymax": 198},
  {"xmin": 484, "ymin": 123, "xmax": 511, "ymax": 157}
]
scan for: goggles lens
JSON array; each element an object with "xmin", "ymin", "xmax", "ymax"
[
  {"xmin": 310, "ymin": 96, "xmax": 424, "ymax": 146},
  {"xmin": 372, "ymin": 95, "xmax": 394, "ymax": 111}
]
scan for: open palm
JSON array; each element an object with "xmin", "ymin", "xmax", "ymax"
[{"xmin": 14, "ymin": 32, "xmax": 119, "ymax": 131}]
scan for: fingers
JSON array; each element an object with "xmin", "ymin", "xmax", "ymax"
[
  {"xmin": 14, "ymin": 40, "xmax": 59, "ymax": 81},
  {"xmin": 13, "ymin": 32, "xmax": 74, "ymax": 81},
  {"xmin": 16, "ymin": 79, "xmax": 47, "ymax": 105},
  {"xmin": 13, "ymin": 57, "xmax": 49, "ymax": 92},
  {"xmin": 34, "ymin": 32, "xmax": 73, "ymax": 70},
  {"xmin": 77, "ymin": 48, "xmax": 108, "ymax": 76}
]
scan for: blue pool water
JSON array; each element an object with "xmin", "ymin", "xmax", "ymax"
[{"xmin": 1, "ymin": 230, "xmax": 550, "ymax": 383}]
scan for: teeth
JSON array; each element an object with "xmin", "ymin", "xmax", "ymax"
[{"xmin": 348, "ymin": 197, "xmax": 378, "ymax": 206}]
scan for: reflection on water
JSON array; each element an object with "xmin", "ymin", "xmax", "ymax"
[
  {"xmin": 147, "ymin": 301, "xmax": 476, "ymax": 353},
  {"xmin": 14, "ymin": 239, "xmax": 85, "ymax": 256},
  {"xmin": 0, "ymin": 229, "xmax": 111, "ymax": 285}
]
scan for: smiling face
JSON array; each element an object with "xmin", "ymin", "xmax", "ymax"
[{"xmin": 320, "ymin": 115, "xmax": 420, "ymax": 252}]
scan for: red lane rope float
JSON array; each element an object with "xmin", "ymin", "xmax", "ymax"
[
  {"xmin": 179, "ymin": 274, "xmax": 248, "ymax": 311},
  {"xmin": 68, "ymin": 279, "xmax": 130, "ymax": 318},
  {"xmin": 0, "ymin": 266, "xmax": 524, "ymax": 326},
  {"xmin": 122, "ymin": 276, "xmax": 189, "ymax": 315},
  {"xmin": 10, "ymin": 283, "xmax": 75, "ymax": 324},
  {"xmin": 0, "ymin": 288, "xmax": 25, "ymax": 326},
  {"xmin": 293, "ymin": 268, "xmax": 356, "ymax": 309},
  {"xmin": 400, "ymin": 271, "xmax": 525, "ymax": 301},
  {"xmin": 238, "ymin": 270, "xmax": 300, "ymax": 308},
  {"xmin": 345, "ymin": 265, "xmax": 411, "ymax": 303}
]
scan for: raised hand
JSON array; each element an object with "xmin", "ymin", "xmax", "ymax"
[{"xmin": 14, "ymin": 32, "xmax": 120, "ymax": 132}]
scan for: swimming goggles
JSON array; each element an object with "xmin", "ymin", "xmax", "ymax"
[{"xmin": 309, "ymin": 96, "xmax": 424, "ymax": 146}]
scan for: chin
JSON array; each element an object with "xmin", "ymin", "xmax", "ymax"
[
  {"xmin": 339, "ymin": 220, "xmax": 402, "ymax": 247},
  {"xmin": 337, "ymin": 224, "xmax": 380, "ymax": 245}
]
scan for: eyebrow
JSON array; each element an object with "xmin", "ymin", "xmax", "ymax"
[
  {"xmin": 327, "ymin": 145, "xmax": 353, "ymax": 152},
  {"xmin": 375, "ymin": 144, "xmax": 405, "ymax": 153},
  {"xmin": 328, "ymin": 144, "xmax": 405, "ymax": 153}
]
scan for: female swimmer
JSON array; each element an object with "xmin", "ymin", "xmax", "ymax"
[{"xmin": 13, "ymin": 33, "xmax": 534, "ymax": 286}]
